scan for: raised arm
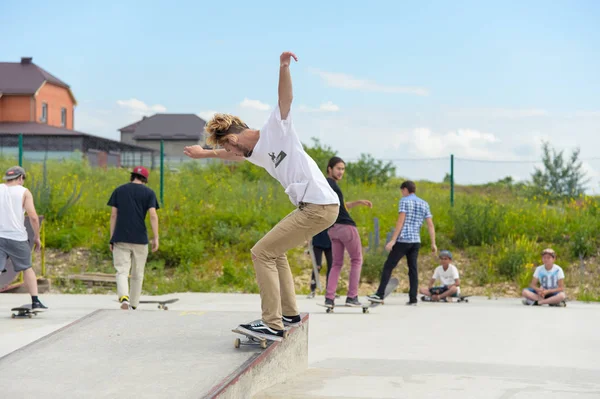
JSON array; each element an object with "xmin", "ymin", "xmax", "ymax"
[
  {"xmin": 278, "ymin": 51, "xmax": 298, "ymax": 120},
  {"xmin": 184, "ymin": 146, "xmax": 245, "ymax": 162}
]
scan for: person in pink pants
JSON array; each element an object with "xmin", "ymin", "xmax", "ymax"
[{"xmin": 323, "ymin": 157, "xmax": 372, "ymax": 308}]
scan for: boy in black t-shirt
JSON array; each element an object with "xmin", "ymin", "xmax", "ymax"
[{"xmin": 107, "ymin": 166, "xmax": 160, "ymax": 310}]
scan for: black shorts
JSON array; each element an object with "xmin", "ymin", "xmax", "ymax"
[{"xmin": 0, "ymin": 237, "xmax": 32, "ymax": 272}]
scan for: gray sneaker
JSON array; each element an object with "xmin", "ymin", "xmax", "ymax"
[
  {"xmin": 324, "ymin": 298, "xmax": 334, "ymax": 308},
  {"xmin": 345, "ymin": 296, "xmax": 362, "ymax": 307}
]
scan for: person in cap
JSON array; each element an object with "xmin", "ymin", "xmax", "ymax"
[
  {"xmin": 0, "ymin": 166, "xmax": 47, "ymax": 310},
  {"xmin": 419, "ymin": 250, "xmax": 461, "ymax": 302},
  {"xmin": 522, "ymin": 248, "xmax": 566, "ymax": 306},
  {"xmin": 107, "ymin": 166, "xmax": 160, "ymax": 310}
]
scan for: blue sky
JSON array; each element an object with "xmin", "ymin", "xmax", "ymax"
[{"xmin": 2, "ymin": 1, "xmax": 600, "ymax": 188}]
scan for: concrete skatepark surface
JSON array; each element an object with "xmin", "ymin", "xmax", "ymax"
[{"xmin": 1, "ymin": 292, "xmax": 599, "ymax": 398}]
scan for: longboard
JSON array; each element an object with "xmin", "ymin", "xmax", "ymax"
[
  {"xmin": 11, "ymin": 304, "xmax": 45, "ymax": 319},
  {"xmin": 318, "ymin": 277, "xmax": 400, "ymax": 314},
  {"xmin": 232, "ymin": 327, "xmax": 289, "ymax": 350}
]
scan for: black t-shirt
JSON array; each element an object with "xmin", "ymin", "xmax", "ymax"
[
  {"xmin": 107, "ymin": 183, "xmax": 160, "ymax": 245},
  {"xmin": 327, "ymin": 177, "xmax": 356, "ymax": 226}
]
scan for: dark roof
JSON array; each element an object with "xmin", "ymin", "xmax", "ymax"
[
  {"xmin": 118, "ymin": 117, "xmax": 148, "ymax": 133},
  {"xmin": 0, "ymin": 122, "xmax": 79, "ymax": 136},
  {"xmin": 0, "ymin": 122, "xmax": 156, "ymax": 152},
  {"xmin": 0, "ymin": 58, "xmax": 70, "ymax": 95},
  {"xmin": 131, "ymin": 114, "xmax": 206, "ymax": 141}
]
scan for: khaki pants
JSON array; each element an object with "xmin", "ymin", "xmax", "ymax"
[
  {"xmin": 113, "ymin": 242, "xmax": 149, "ymax": 308},
  {"xmin": 252, "ymin": 203, "xmax": 339, "ymax": 330}
]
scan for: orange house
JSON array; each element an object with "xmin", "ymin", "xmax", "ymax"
[{"xmin": 0, "ymin": 57, "xmax": 76, "ymax": 129}]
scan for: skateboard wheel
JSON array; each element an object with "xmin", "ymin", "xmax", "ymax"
[
  {"xmin": 11, "ymin": 314, "xmax": 15, "ymax": 319},
  {"xmin": 28, "ymin": 314, "xmax": 32, "ymax": 318},
  {"xmin": 283, "ymin": 330, "xmax": 289, "ymax": 339},
  {"xmin": 234, "ymin": 338, "xmax": 241, "ymax": 348},
  {"xmin": 362, "ymin": 308, "xmax": 367, "ymax": 313},
  {"xmin": 163, "ymin": 306, "xmax": 168, "ymax": 311},
  {"xmin": 260, "ymin": 340, "xmax": 267, "ymax": 349},
  {"xmin": 326, "ymin": 308, "xmax": 332, "ymax": 313}
]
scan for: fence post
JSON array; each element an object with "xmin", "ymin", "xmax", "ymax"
[
  {"xmin": 450, "ymin": 154, "xmax": 454, "ymax": 207},
  {"xmin": 18, "ymin": 134, "xmax": 23, "ymax": 166},
  {"xmin": 373, "ymin": 217, "xmax": 380, "ymax": 249},
  {"xmin": 160, "ymin": 140, "xmax": 164, "ymax": 206}
]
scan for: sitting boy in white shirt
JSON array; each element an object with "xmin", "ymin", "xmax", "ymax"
[
  {"xmin": 420, "ymin": 250, "xmax": 460, "ymax": 302},
  {"xmin": 522, "ymin": 248, "xmax": 566, "ymax": 307}
]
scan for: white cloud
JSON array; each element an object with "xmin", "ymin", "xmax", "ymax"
[
  {"xmin": 568, "ymin": 110, "xmax": 600, "ymax": 118},
  {"xmin": 319, "ymin": 101, "xmax": 340, "ymax": 112},
  {"xmin": 398, "ymin": 128, "xmax": 500, "ymax": 159},
  {"xmin": 116, "ymin": 98, "xmax": 167, "ymax": 116},
  {"xmin": 240, "ymin": 98, "xmax": 270, "ymax": 111},
  {"xmin": 198, "ymin": 110, "xmax": 218, "ymax": 121},
  {"xmin": 298, "ymin": 101, "xmax": 340, "ymax": 113},
  {"xmin": 447, "ymin": 108, "xmax": 549, "ymax": 119},
  {"xmin": 309, "ymin": 68, "xmax": 429, "ymax": 96}
]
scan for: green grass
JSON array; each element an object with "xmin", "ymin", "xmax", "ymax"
[{"xmin": 2, "ymin": 156, "xmax": 600, "ymax": 300}]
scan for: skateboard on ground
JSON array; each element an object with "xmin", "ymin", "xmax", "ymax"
[
  {"xmin": 421, "ymin": 295, "xmax": 471, "ymax": 303},
  {"xmin": 11, "ymin": 304, "xmax": 45, "ymax": 319},
  {"xmin": 232, "ymin": 326, "xmax": 289, "ymax": 350},
  {"xmin": 138, "ymin": 298, "xmax": 179, "ymax": 310},
  {"xmin": 317, "ymin": 277, "xmax": 400, "ymax": 314}
]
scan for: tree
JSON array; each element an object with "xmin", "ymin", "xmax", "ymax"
[
  {"xmin": 345, "ymin": 154, "xmax": 396, "ymax": 185},
  {"xmin": 530, "ymin": 141, "xmax": 589, "ymax": 201}
]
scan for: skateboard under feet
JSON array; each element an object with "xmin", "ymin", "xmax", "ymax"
[
  {"xmin": 232, "ymin": 327, "xmax": 289, "ymax": 350},
  {"xmin": 11, "ymin": 304, "xmax": 45, "ymax": 319},
  {"xmin": 319, "ymin": 277, "xmax": 400, "ymax": 314}
]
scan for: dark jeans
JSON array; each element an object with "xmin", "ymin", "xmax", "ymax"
[
  {"xmin": 310, "ymin": 246, "xmax": 332, "ymax": 291},
  {"xmin": 376, "ymin": 242, "xmax": 421, "ymax": 302}
]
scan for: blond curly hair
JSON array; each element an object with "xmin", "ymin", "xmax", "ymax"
[{"xmin": 204, "ymin": 114, "xmax": 249, "ymax": 147}]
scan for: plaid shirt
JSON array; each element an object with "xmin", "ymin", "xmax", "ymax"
[{"xmin": 397, "ymin": 194, "xmax": 432, "ymax": 243}]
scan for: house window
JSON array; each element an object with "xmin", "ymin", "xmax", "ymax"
[
  {"xmin": 41, "ymin": 103, "xmax": 48, "ymax": 123},
  {"xmin": 61, "ymin": 108, "xmax": 67, "ymax": 127}
]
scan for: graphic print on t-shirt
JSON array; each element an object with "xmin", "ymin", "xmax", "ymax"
[{"xmin": 268, "ymin": 151, "xmax": 287, "ymax": 168}]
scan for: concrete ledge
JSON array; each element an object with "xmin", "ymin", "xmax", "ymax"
[
  {"xmin": 208, "ymin": 313, "xmax": 309, "ymax": 399},
  {"xmin": 0, "ymin": 309, "xmax": 309, "ymax": 399}
]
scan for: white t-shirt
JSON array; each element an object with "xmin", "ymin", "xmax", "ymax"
[
  {"xmin": 247, "ymin": 106, "xmax": 339, "ymax": 207},
  {"xmin": 533, "ymin": 264, "xmax": 565, "ymax": 289},
  {"xmin": 432, "ymin": 264, "xmax": 460, "ymax": 286},
  {"xmin": 0, "ymin": 184, "xmax": 28, "ymax": 241}
]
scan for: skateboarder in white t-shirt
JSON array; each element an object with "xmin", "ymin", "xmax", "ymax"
[
  {"xmin": 419, "ymin": 250, "xmax": 460, "ymax": 302},
  {"xmin": 183, "ymin": 51, "xmax": 340, "ymax": 341}
]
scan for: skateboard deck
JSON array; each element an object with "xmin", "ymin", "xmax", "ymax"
[
  {"xmin": 421, "ymin": 295, "xmax": 470, "ymax": 303},
  {"xmin": 139, "ymin": 298, "xmax": 179, "ymax": 310},
  {"xmin": 11, "ymin": 304, "xmax": 45, "ymax": 319},
  {"xmin": 318, "ymin": 277, "xmax": 400, "ymax": 314},
  {"xmin": 232, "ymin": 327, "xmax": 288, "ymax": 350}
]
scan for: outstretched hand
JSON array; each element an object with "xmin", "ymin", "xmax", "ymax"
[
  {"xmin": 184, "ymin": 145, "xmax": 210, "ymax": 159},
  {"xmin": 360, "ymin": 200, "xmax": 373, "ymax": 208},
  {"xmin": 280, "ymin": 51, "xmax": 298, "ymax": 67}
]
